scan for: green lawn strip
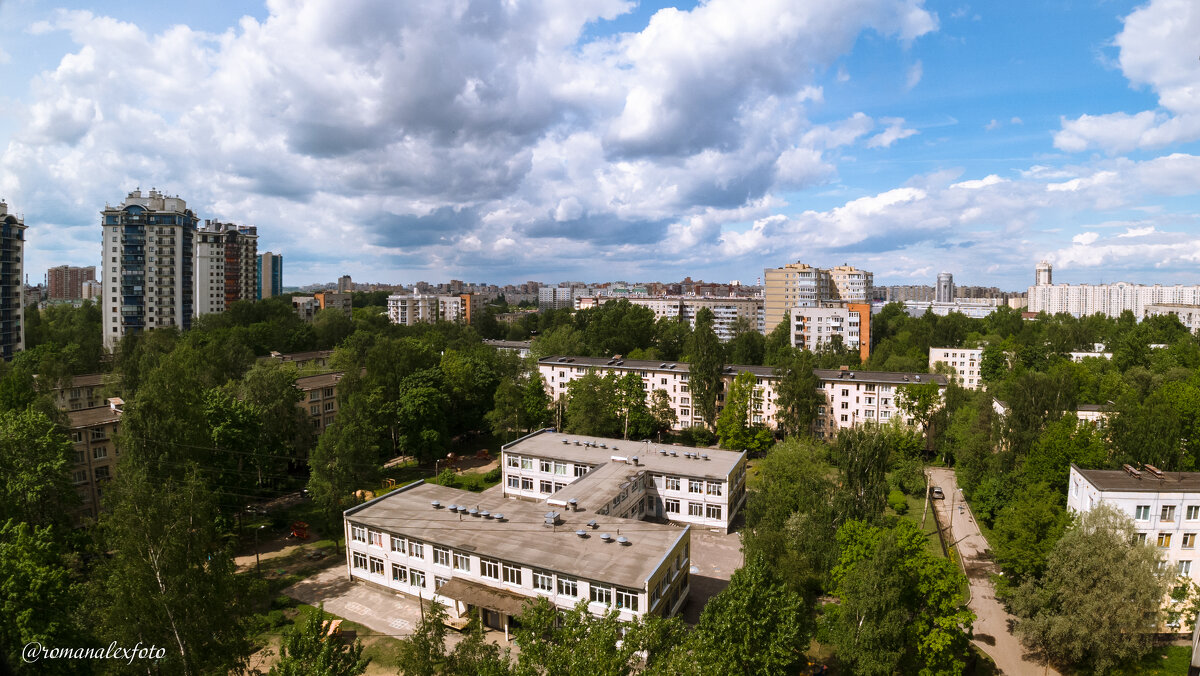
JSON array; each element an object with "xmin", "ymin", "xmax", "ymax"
[
  {"xmin": 1104, "ymin": 644, "xmax": 1191, "ymax": 676},
  {"xmin": 286, "ymin": 603, "xmax": 405, "ymax": 670}
]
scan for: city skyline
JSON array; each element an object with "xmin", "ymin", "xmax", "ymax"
[{"xmin": 1, "ymin": 1, "xmax": 1198, "ymax": 288}]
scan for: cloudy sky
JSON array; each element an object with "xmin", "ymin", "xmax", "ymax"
[{"xmin": 1, "ymin": 0, "xmax": 1199, "ymax": 289}]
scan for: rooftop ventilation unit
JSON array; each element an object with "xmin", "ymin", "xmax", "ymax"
[
  {"xmin": 616, "ymin": 536, "xmax": 629, "ymax": 545},
  {"xmin": 848, "ymin": 373, "xmax": 855, "ymax": 379},
  {"xmin": 670, "ymin": 450, "xmax": 678, "ymax": 457},
  {"xmin": 493, "ymin": 513, "xmax": 505, "ymax": 521},
  {"xmin": 568, "ymin": 498, "xmax": 578, "ymax": 511},
  {"xmin": 600, "ymin": 533, "xmax": 612, "ymax": 542},
  {"xmin": 468, "ymin": 508, "xmax": 480, "ymax": 517},
  {"xmin": 660, "ymin": 363, "xmax": 667, "ymax": 368},
  {"xmin": 701, "ymin": 454, "xmax": 709, "ymax": 461},
  {"xmin": 431, "ymin": 500, "xmax": 441, "ymax": 509},
  {"xmin": 903, "ymin": 375, "xmax": 910, "ymax": 381},
  {"xmin": 1123, "ymin": 464, "xmax": 1142, "ymax": 479},
  {"xmin": 574, "ymin": 441, "xmax": 581, "ymax": 446},
  {"xmin": 448, "ymin": 503, "xmax": 459, "ymax": 511},
  {"xmin": 1145, "ymin": 464, "xmax": 1165, "ymax": 479},
  {"xmin": 659, "ymin": 449, "xmax": 667, "ymax": 455},
  {"xmin": 481, "ymin": 511, "xmax": 491, "ymax": 519},
  {"xmin": 587, "ymin": 519, "xmax": 598, "ymax": 528},
  {"xmin": 914, "ymin": 375, "xmax": 921, "ymax": 382},
  {"xmin": 600, "ymin": 443, "xmax": 607, "ymax": 448},
  {"xmin": 562, "ymin": 439, "xmax": 569, "ymax": 444},
  {"xmin": 632, "ymin": 456, "xmax": 639, "ymax": 465},
  {"xmin": 576, "ymin": 529, "xmax": 587, "ymax": 538}
]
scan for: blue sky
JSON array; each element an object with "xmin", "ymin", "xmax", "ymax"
[{"xmin": 2, "ymin": 0, "xmax": 1199, "ymax": 289}]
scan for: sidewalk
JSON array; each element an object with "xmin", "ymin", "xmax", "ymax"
[{"xmin": 926, "ymin": 467, "xmax": 1060, "ymax": 676}]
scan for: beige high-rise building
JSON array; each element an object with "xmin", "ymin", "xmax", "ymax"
[
  {"xmin": 195, "ymin": 220, "xmax": 258, "ymax": 316},
  {"xmin": 763, "ymin": 262, "xmax": 873, "ymax": 333}
]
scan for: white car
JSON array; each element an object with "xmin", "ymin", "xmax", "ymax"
[{"xmin": 931, "ymin": 487, "xmax": 945, "ymax": 500}]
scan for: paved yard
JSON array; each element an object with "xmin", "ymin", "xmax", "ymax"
[{"xmin": 682, "ymin": 527, "xmax": 744, "ymax": 623}]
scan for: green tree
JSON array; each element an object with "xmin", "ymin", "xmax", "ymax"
[
  {"xmin": 831, "ymin": 425, "xmax": 891, "ymax": 524},
  {"xmin": 896, "ymin": 380, "xmax": 942, "ymax": 457},
  {"xmin": 487, "ymin": 377, "xmax": 524, "ymax": 442},
  {"xmin": 0, "ymin": 521, "xmax": 87, "ymax": 675},
  {"xmin": 772, "ymin": 348, "xmax": 821, "ymax": 438},
  {"xmin": 91, "ymin": 464, "xmax": 256, "ymax": 676},
  {"xmin": 231, "ymin": 360, "xmax": 313, "ymax": 484},
  {"xmin": 726, "ymin": 316, "xmax": 765, "ymax": 365},
  {"xmin": 654, "ymin": 317, "xmax": 692, "ymax": 362},
  {"xmin": 990, "ymin": 482, "xmax": 1069, "ymax": 584},
  {"xmin": 396, "ymin": 601, "xmax": 451, "ymax": 676},
  {"xmin": 715, "ymin": 370, "xmax": 772, "ymax": 454},
  {"xmin": 826, "ymin": 519, "xmax": 974, "ymax": 676},
  {"xmin": 531, "ymin": 325, "xmax": 587, "ymax": 360},
  {"xmin": 308, "ymin": 414, "xmax": 380, "ymax": 552},
  {"xmin": 649, "ymin": 388, "xmax": 678, "ymax": 439},
  {"xmin": 313, "ymin": 308, "xmax": 355, "ymax": 349},
  {"xmin": 685, "ymin": 308, "xmax": 723, "ymax": 429},
  {"xmin": 615, "ymin": 372, "xmax": 654, "ymax": 440},
  {"xmin": 1011, "ymin": 503, "xmax": 1169, "ymax": 674},
  {"xmin": 521, "ymin": 373, "xmax": 553, "ymax": 431},
  {"xmin": 269, "ymin": 604, "xmax": 369, "ymax": 676},
  {"xmin": 564, "ymin": 371, "xmax": 620, "ymax": 437},
  {"xmin": 0, "ymin": 408, "xmax": 77, "ymax": 527},
  {"xmin": 1020, "ymin": 416, "xmax": 1108, "ymax": 493}
]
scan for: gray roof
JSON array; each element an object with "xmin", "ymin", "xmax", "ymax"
[
  {"xmin": 539, "ymin": 356, "xmax": 946, "ymax": 384},
  {"xmin": 814, "ymin": 369, "xmax": 948, "ymax": 385},
  {"xmin": 67, "ymin": 405, "xmax": 121, "ymax": 428},
  {"xmin": 295, "ymin": 372, "xmax": 344, "ymax": 389},
  {"xmin": 346, "ymin": 482, "xmax": 686, "ymax": 589},
  {"xmin": 503, "ymin": 430, "xmax": 744, "ymax": 482},
  {"xmin": 1073, "ymin": 463, "xmax": 1200, "ymax": 493}
]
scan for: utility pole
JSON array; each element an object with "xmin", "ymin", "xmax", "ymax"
[{"xmin": 920, "ymin": 469, "xmax": 930, "ymax": 529}]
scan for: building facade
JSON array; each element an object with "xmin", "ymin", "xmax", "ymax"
[
  {"xmin": 48, "ymin": 265, "xmax": 97, "ymax": 300},
  {"xmin": 790, "ymin": 302, "xmax": 871, "ymax": 362},
  {"xmin": 314, "ymin": 291, "xmax": 353, "ymax": 317},
  {"xmin": 386, "ymin": 294, "xmax": 480, "ymax": 326},
  {"xmin": 928, "ymin": 347, "xmax": 983, "ymax": 389},
  {"xmin": 1067, "ymin": 464, "xmax": 1200, "ymax": 596},
  {"xmin": 1027, "ymin": 261, "xmax": 1200, "ymax": 319},
  {"xmin": 1146, "ymin": 304, "xmax": 1200, "ymax": 334},
  {"xmin": 576, "ymin": 296, "xmax": 764, "ymax": 340},
  {"xmin": 258, "ymin": 252, "xmax": 283, "ymax": 299},
  {"xmin": 195, "ymin": 220, "xmax": 258, "ymax": 316},
  {"xmin": 936, "ymin": 272, "xmax": 955, "ymax": 303},
  {"xmin": 67, "ymin": 400, "xmax": 123, "ymax": 521},
  {"xmin": 337, "ymin": 275, "xmax": 353, "ymax": 293},
  {"xmin": 763, "ymin": 262, "xmax": 872, "ymax": 333},
  {"xmin": 812, "ymin": 369, "xmax": 947, "ymax": 439},
  {"xmin": 102, "ymin": 190, "xmax": 198, "ymax": 349},
  {"xmin": 296, "ymin": 372, "xmax": 341, "ymax": 434},
  {"xmin": 291, "ymin": 296, "xmax": 318, "ymax": 322},
  {"xmin": 344, "ymin": 481, "xmax": 691, "ymax": 632},
  {"xmin": 502, "ymin": 430, "xmax": 747, "ymax": 533},
  {"xmin": 0, "ymin": 200, "xmax": 25, "ymax": 360}
]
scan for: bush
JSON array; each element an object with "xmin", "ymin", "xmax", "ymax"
[
  {"xmin": 888, "ymin": 489, "xmax": 909, "ymax": 515},
  {"xmin": 679, "ymin": 426, "xmax": 716, "ymax": 447},
  {"xmin": 483, "ymin": 467, "xmax": 501, "ymax": 483},
  {"xmin": 890, "ymin": 457, "xmax": 926, "ymax": 496}
]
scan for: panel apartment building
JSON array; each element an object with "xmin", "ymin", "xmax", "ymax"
[
  {"xmin": 790, "ymin": 303, "xmax": 871, "ymax": 362},
  {"xmin": 764, "ymin": 262, "xmax": 872, "ymax": 333},
  {"xmin": 537, "ymin": 356, "xmax": 945, "ymax": 438},
  {"xmin": 195, "ymin": 220, "xmax": 258, "ymax": 316},
  {"xmin": 1027, "ymin": 261, "xmax": 1200, "ymax": 319},
  {"xmin": 576, "ymin": 295, "xmax": 764, "ymax": 340},
  {"xmin": 0, "ymin": 200, "xmax": 25, "ymax": 360},
  {"xmin": 67, "ymin": 400, "xmax": 123, "ymax": 521},
  {"xmin": 344, "ymin": 480, "xmax": 692, "ymax": 633},
  {"xmin": 48, "ymin": 265, "xmax": 96, "ymax": 301},
  {"xmin": 502, "ymin": 430, "xmax": 747, "ymax": 532},
  {"xmin": 102, "ymin": 190, "xmax": 198, "ymax": 349},
  {"xmin": 386, "ymin": 294, "xmax": 481, "ymax": 326},
  {"xmin": 928, "ymin": 347, "xmax": 983, "ymax": 389}
]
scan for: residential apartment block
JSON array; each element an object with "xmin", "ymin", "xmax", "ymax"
[
  {"xmin": 338, "ymin": 275, "xmax": 353, "ymax": 293},
  {"xmin": 0, "ymin": 200, "xmax": 25, "ymax": 360},
  {"xmin": 1068, "ymin": 464, "xmax": 1200, "ymax": 591},
  {"xmin": 46, "ymin": 373, "xmax": 110, "ymax": 410},
  {"xmin": 1027, "ymin": 261, "xmax": 1200, "ymax": 319},
  {"xmin": 537, "ymin": 356, "xmax": 944, "ymax": 438},
  {"xmin": 929, "ymin": 347, "xmax": 983, "ymax": 389},
  {"xmin": 196, "ymin": 220, "xmax": 258, "ymax": 316},
  {"xmin": 47, "ymin": 265, "xmax": 96, "ymax": 300},
  {"xmin": 1146, "ymin": 304, "xmax": 1200, "ymax": 334},
  {"xmin": 576, "ymin": 296, "xmax": 764, "ymax": 340},
  {"xmin": 386, "ymin": 294, "xmax": 481, "ymax": 326},
  {"xmin": 291, "ymin": 296, "xmax": 318, "ymax": 322},
  {"xmin": 502, "ymin": 430, "xmax": 747, "ymax": 533},
  {"xmin": 344, "ymin": 481, "xmax": 691, "ymax": 633},
  {"xmin": 296, "ymin": 372, "xmax": 341, "ymax": 434},
  {"xmin": 101, "ymin": 189, "xmax": 198, "ymax": 349},
  {"xmin": 258, "ymin": 252, "xmax": 282, "ymax": 299},
  {"xmin": 790, "ymin": 303, "xmax": 871, "ymax": 362},
  {"xmin": 813, "ymin": 369, "xmax": 947, "ymax": 439},
  {"xmin": 67, "ymin": 400, "xmax": 123, "ymax": 521},
  {"xmin": 763, "ymin": 262, "xmax": 872, "ymax": 333},
  {"xmin": 314, "ymin": 291, "xmax": 353, "ymax": 317}
]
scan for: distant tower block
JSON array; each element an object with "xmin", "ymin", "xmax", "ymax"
[
  {"xmin": 1036, "ymin": 260, "xmax": 1053, "ymax": 286},
  {"xmin": 936, "ymin": 272, "xmax": 955, "ymax": 303}
]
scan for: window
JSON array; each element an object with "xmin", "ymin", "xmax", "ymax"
[
  {"xmin": 575, "ymin": 465, "xmax": 588, "ymax": 477},
  {"xmin": 433, "ymin": 546, "xmax": 451, "ymax": 567},
  {"xmin": 391, "ymin": 537, "xmax": 407, "ymax": 555},
  {"xmin": 392, "ymin": 564, "xmax": 408, "ymax": 583},
  {"xmin": 1189, "ymin": 506, "xmax": 1200, "ymax": 521},
  {"xmin": 453, "ymin": 552, "xmax": 471, "ymax": 572},
  {"xmin": 481, "ymin": 558, "xmax": 500, "ymax": 579},
  {"xmin": 521, "ymin": 458, "xmax": 533, "ymax": 470},
  {"xmin": 368, "ymin": 530, "xmax": 383, "ymax": 547},
  {"xmin": 533, "ymin": 570, "xmax": 553, "ymax": 592},
  {"xmin": 1135, "ymin": 533, "xmax": 1148, "ymax": 545},
  {"xmin": 689, "ymin": 480, "xmax": 702, "ymax": 494},
  {"xmin": 1136, "ymin": 505, "xmax": 1151, "ymax": 520},
  {"xmin": 92, "ymin": 446, "xmax": 108, "ymax": 460},
  {"xmin": 557, "ymin": 577, "xmax": 578, "ymax": 597},
  {"xmin": 665, "ymin": 477, "xmax": 680, "ymax": 491},
  {"xmin": 706, "ymin": 482, "xmax": 722, "ymax": 497},
  {"xmin": 1186, "ymin": 534, "xmax": 1197, "ymax": 549},
  {"xmin": 615, "ymin": 589, "xmax": 639, "ymax": 612},
  {"xmin": 94, "ymin": 467, "xmax": 111, "ymax": 481},
  {"xmin": 688, "ymin": 503, "xmax": 703, "ymax": 517},
  {"xmin": 540, "ymin": 460, "xmax": 552, "ymax": 473},
  {"xmin": 352, "ymin": 526, "xmax": 366, "ymax": 543},
  {"xmin": 521, "ymin": 478, "xmax": 533, "ymax": 491},
  {"xmin": 1182, "ymin": 561, "xmax": 1193, "ymax": 576},
  {"xmin": 590, "ymin": 585, "xmax": 612, "ymax": 606},
  {"xmin": 706, "ymin": 504, "xmax": 723, "ymax": 520},
  {"xmin": 1159, "ymin": 533, "xmax": 1172, "ymax": 548},
  {"xmin": 434, "ymin": 576, "xmax": 449, "ymax": 591},
  {"xmin": 409, "ymin": 541, "xmax": 424, "ymax": 559},
  {"xmin": 540, "ymin": 480, "xmax": 554, "ymax": 494},
  {"xmin": 665, "ymin": 499, "xmax": 680, "ymax": 514},
  {"xmin": 352, "ymin": 552, "xmax": 367, "ymax": 569},
  {"xmin": 410, "ymin": 570, "xmax": 426, "ymax": 588},
  {"xmin": 503, "ymin": 563, "xmax": 522, "ymax": 585},
  {"xmin": 507, "ymin": 455, "xmax": 520, "ymax": 468},
  {"xmin": 554, "ymin": 462, "xmax": 568, "ymax": 476},
  {"xmin": 508, "ymin": 475, "xmax": 520, "ymax": 489},
  {"xmin": 1163, "ymin": 505, "xmax": 1178, "ymax": 522},
  {"xmin": 369, "ymin": 557, "xmax": 385, "ymax": 575}
]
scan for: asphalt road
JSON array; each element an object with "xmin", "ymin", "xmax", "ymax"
[{"xmin": 926, "ymin": 467, "xmax": 1061, "ymax": 676}]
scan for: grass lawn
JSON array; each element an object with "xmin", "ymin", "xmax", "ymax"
[
  {"xmin": 890, "ymin": 492, "xmax": 946, "ymax": 559},
  {"xmin": 1106, "ymin": 644, "xmax": 1191, "ymax": 676},
  {"xmin": 252, "ymin": 602, "xmax": 407, "ymax": 675}
]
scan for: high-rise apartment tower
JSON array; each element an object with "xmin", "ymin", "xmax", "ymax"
[
  {"xmin": 258, "ymin": 252, "xmax": 282, "ymax": 299},
  {"xmin": 196, "ymin": 220, "xmax": 258, "ymax": 315},
  {"xmin": 0, "ymin": 200, "xmax": 26, "ymax": 360},
  {"xmin": 936, "ymin": 272, "xmax": 955, "ymax": 303}
]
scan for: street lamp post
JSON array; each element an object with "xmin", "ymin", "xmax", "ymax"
[{"xmin": 255, "ymin": 524, "xmax": 266, "ymax": 576}]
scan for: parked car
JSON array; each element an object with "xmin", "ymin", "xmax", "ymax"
[{"xmin": 931, "ymin": 487, "xmax": 945, "ymax": 500}]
